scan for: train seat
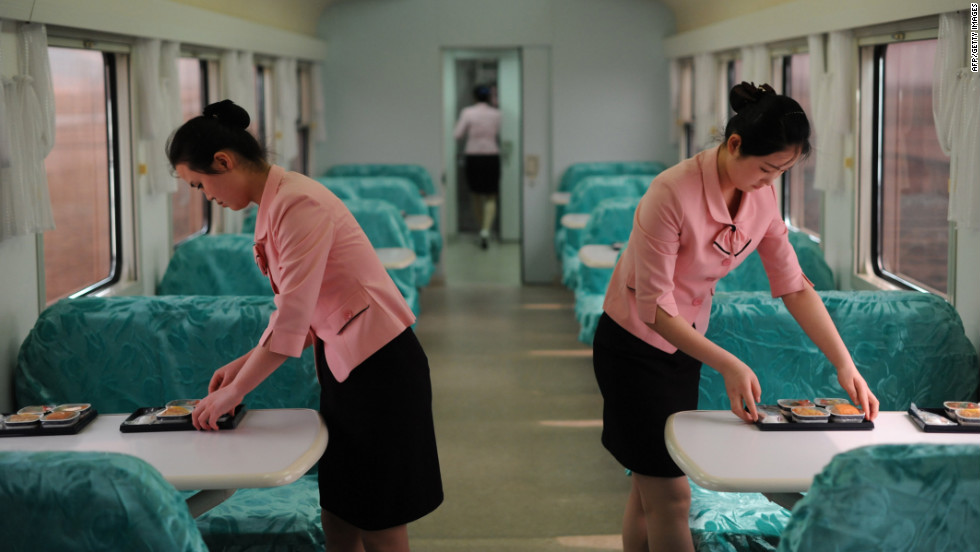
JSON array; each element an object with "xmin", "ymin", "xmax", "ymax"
[
  {"xmin": 0, "ymin": 450, "xmax": 208, "ymax": 552},
  {"xmin": 553, "ymin": 160, "xmax": 664, "ymax": 238},
  {"xmin": 776, "ymin": 444, "xmax": 980, "ymax": 552},
  {"xmin": 555, "ymin": 175, "xmax": 641, "ymax": 264},
  {"xmin": 15, "ymin": 295, "xmax": 324, "ymax": 551}
]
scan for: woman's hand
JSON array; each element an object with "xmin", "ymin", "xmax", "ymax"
[
  {"xmin": 836, "ymin": 366, "xmax": 880, "ymax": 421},
  {"xmin": 719, "ymin": 361, "xmax": 762, "ymax": 422},
  {"xmin": 192, "ymin": 383, "xmax": 245, "ymax": 431}
]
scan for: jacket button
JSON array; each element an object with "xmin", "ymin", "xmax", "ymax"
[
  {"xmin": 721, "ymin": 258, "xmax": 732, "ymax": 266},
  {"xmin": 692, "ymin": 297, "xmax": 703, "ymax": 306},
  {"xmin": 344, "ymin": 310, "xmax": 353, "ymax": 320},
  {"xmin": 706, "ymin": 276, "xmax": 716, "ymax": 282}
]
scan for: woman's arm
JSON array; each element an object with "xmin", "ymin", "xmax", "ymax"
[
  {"xmin": 192, "ymin": 345, "xmax": 289, "ymax": 430},
  {"xmin": 647, "ymin": 307, "xmax": 762, "ymax": 422},
  {"xmin": 780, "ymin": 285, "xmax": 880, "ymax": 420}
]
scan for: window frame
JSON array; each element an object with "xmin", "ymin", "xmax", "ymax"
[
  {"xmin": 42, "ymin": 40, "xmax": 131, "ymax": 304},
  {"xmin": 866, "ymin": 37, "xmax": 952, "ymax": 296},
  {"xmin": 172, "ymin": 57, "xmax": 212, "ymax": 247}
]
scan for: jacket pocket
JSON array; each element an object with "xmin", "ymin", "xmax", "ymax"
[{"xmin": 327, "ymin": 288, "xmax": 372, "ymax": 335}]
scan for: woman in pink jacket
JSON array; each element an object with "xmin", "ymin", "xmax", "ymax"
[
  {"xmin": 167, "ymin": 100, "xmax": 442, "ymax": 552},
  {"xmin": 593, "ymin": 83, "xmax": 879, "ymax": 552}
]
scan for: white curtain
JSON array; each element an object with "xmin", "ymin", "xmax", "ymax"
[
  {"xmin": 693, "ymin": 52, "xmax": 720, "ymax": 151},
  {"xmin": 807, "ymin": 30, "xmax": 855, "ymax": 193},
  {"xmin": 739, "ymin": 44, "xmax": 770, "ymax": 87},
  {"xmin": 273, "ymin": 57, "xmax": 299, "ymax": 166},
  {"xmin": 0, "ymin": 22, "xmax": 56, "ymax": 242},
  {"xmin": 221, "ymin": 50, "xmax": 257, "ymax": 124},
  {"xmin": 134, "ymin": 38, "xmax": 181, "ymax": 195},
  {"xmin": 311, "ymin": 63, "xmax": 327, "ymax": 143},
  {"xmin": 668, "ymin": 59, "xmax": 681, "ymax": 146},
  {"xmin": 934, "ymin": 12, "xmax": 980, "ymax": 230}
]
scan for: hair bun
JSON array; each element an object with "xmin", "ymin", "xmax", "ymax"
[
  {"xmin": 730, "ymin": 82, "xmax": 776, "ymax": 113},
  {"xmin": 203, "ymin": 99, "xmax": 251, "ymax": 129}
]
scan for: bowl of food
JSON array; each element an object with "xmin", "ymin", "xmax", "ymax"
[
  {"xmin": 156, "ymin": 405, "xmax": 192, "ymax": 422},
  {"xmin": 166, "ymin": 399, "xmax": 201, "ymax": 410},
  {"xmin": 827, "ymin": 403, "xmax": 865, "ymax": 423},
  {"xmin": 41, "ymin": 410, "xmax": 80, "ymax": 426},
  {"xmin": 944, "ymin": 401, "xmax": 980, "ymax": 417},
  {"xmin": 954, "ymin": 408, "xmax": 980, "ymax": 425},
  {"xmin": 5, "ymin": 413, "xmax": 41, "ymax": 427},
  {"xmin": 777, "ymin": 399, "xmax": 814, "ymax": 414},
  {"xmin": 18, "ymin": 405, "xmax": 55, "ymax": 415},
  {"xmin": 54, "ymin": 403, "xmax": 91, "ymax": 415},
  {"xmin": 814, "ymin": 398, "xmax": 849, "ymax": 407},
  {"xmin": 791, "ymin": 406, "xmax": 830, "ymax": 423}
]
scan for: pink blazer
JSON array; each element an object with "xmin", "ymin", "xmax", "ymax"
[
  {"xmin": 603, "ymin": 147, "xmax": 812, "ymax": 352},
  {"xmin": 253, "ymin": 166, "xmax": 416, "ymax": 382}
]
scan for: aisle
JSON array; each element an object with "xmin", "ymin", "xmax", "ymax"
[{"xmin": 410, "ymin": 236, "xmax": 629, "ymax": 551}]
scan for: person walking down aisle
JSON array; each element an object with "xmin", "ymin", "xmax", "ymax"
[
  {"xmin": 454, "ymin": 84, "xmax": 502, "ymax": 249},
  {"xmin": 592, "ymin": 83, "xmax": 880, "ymax": 552},
  {"xmin": 167, "ymin": 99, "xmax": 443, "ymax": 552}
]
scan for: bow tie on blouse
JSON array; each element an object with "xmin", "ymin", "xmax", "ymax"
[{"xmin": 713, "ymin": 224, "xmax": 752, "ymax": 257}]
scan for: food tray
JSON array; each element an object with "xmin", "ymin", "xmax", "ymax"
[
  {"xmin": 0, "ymin": 408, "xmax": 98, "ymax": 437},
  {"xmin": 119, "ymin": 404, "xmax": 247, "ymax": 433},
  {"xmin": 907, "ymin": 407, "xmax": 980, "ymax": 434},
  {"xmin": 753, "ymin": 405, "xmax": 873, "ymax": 431}
]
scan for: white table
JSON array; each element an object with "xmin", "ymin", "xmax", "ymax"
[
  {"xmin": 422, "ymin": 195, "xmax": 444, "ymax": 207},
  {"xmin": 376, "ymin": 247, "xmax": 417, "ymax": 269},
  {"xmin": 550, "ymin": 191, "xmax": 571, "ymax": 205},
  {"xmin": 0, "ymin": 408, "xmax": 328, "ymax": 515},
  {"xmin": 665, "ymin": 410, "xmax": 980, "ymax": 506},
  {"xmin": 578, "ymin": 244, "xmax": 620, "ymax": 268},
  {"xmin": 405, "ymin": 214, "xmax": 434, "ymax": 231},
  {"xmin": 560, "ymin": 213, "xmax": 590, "ymax": 230}
]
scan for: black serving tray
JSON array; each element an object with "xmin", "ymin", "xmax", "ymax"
[
  {"xmin": 119, "ymin": 404, "xmax": 247, "ymax": 433},
  {"xmin": 907, "ymin": 407, "xmax": 980, "ymax": 434},
  {"xmin": 0, "ymin": 408, "xmax": 98, "ymax": 438},
  {"xmin": 753, "ymin": 405, "xmax": 873, "ymax": 431}
]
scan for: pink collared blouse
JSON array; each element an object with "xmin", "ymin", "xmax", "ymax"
[
  {"xmin": 252, "ymin": 166, "xmax": 416, "ymax": 382},
  {"xmin": 603, "ymin": 147, "xmax": 813, "ymax": 353}
]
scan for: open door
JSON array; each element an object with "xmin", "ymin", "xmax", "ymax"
[{"xmin": 442, "ymin": 49, "xmax": 521, "ymax": 242}]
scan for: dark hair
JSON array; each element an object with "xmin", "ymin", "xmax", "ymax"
[
  {"xmin": 724, "ymin": 82, "xmax": 811, "ymax": 158},
  {"xmin": 473, "ymin": 85, "xmax": 491, "ymax": 103},
  {"xmin": 166, "ymin": 99, "xmax": 267, "ymax": 173}
]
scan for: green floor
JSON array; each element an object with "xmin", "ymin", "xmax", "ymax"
[{"xmin": 410, "ymin": 236, "xmax": 628, "ymax": 550}]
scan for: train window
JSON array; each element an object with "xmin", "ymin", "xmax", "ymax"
[
  {"xmin": 677, "ymin": 59, "xmax": 693, "ymax": 159},
  {"xmin": 782, "ymin": 53, "xmax": 820, "ymax": 237},
  {"xmin": 42, "ymin": 47, "xmax": 121, "ymax": 304},
  {"xmin": 872, "ymin": 39, "xmax": 950, "ymax": 294},
  {"xmin": 295, "ymin": 63, "xmax": 313, "ymax": 174},
  {"xmin": 172, "ymin": 57, "xmax": 211, "ymax": 245},
  {"xmin": 255, "ymin": 64, "xmax": 274, "ymax": 148}
]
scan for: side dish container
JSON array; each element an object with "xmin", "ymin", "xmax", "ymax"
[
  {"xmin": 955, "ymin": 408, "xmax": 980, "ymax": 425},
  {"xmin": 827, "ymin": 403, "xmax": 865, "ymax": 423},
  {"xmin": 791, "ymin": 406, "xmax": 830, "ymax": 423}
]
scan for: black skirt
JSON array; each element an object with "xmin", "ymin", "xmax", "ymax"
[
  {"xmin": 592, "ymin": 312, "xmax": 702, "ymax": 477},
  {"xmin": 316, "ymin": 329, "xmax": 444, "ymax": 530},
  {"xmin": 464, "ymin": 154, "xmax": 501, "ymax": 195}
]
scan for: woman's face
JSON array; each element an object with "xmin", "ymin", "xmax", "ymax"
[
  {"xmin": 175, "ymin": 153, "xmax": 251, "ymax": 211},
  {"xmin": 724, "ymin": 136, "xmax": 802, "ymax": 194}
]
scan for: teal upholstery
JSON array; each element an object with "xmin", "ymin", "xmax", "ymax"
[
  {"xmin": 158, "ymin": 232, "xmax": 421, "ymax": 317},
  {"xmin": 555, "ymin": 175, "xmax": 641, "ymax": 262},
  {"xmin": 15, "ymin": 295, "xmax": 324, "ymax": 551},
  {"xmin": 776, "ymin": 444, "xmax": 980, "ymax": 552},
  {"xmin": 340, "ymin": 176, "xmax": 442, "ymax": 276},
  {"xmin": 16, "ymin": 295, "xmax": 319, "ymax": 413},
  {"xmin": 690, "ymin": 480, "xmax": 790, "ymax": 552},
  {"xmin": 564, "ymin": 195, "xmax": 639, "ymax": 290},
  {"xmin": 554, "ymin": 160, "xmax": 664, "ymax": 238},
  {"xmin": 158, "ymin": 234, "xmax": 269, "ymax": 296},
  {"xmin": 557, "ymin": 160, "xmax": 666, "ymax": 193},
  {"xmin": 344, "ymin": 198, "xmax": 421, "ymax": 315},
  {"xmin": 0, "ymin": 451, "xmax": 208, "ymax": 552},
  {"xmin": 313, "ymin": 176, "xmax": 359, "ymax": 201},
  {"xmin": 325, "ymin": 163, "xmax": 438, "ymax": 196},
  {"xmin": 700, "ymin": 291, "xmax": 980, "ymax": 411},
  {"xmin": 324, "ymin": 164, "xmax": 442, "ymax": 250}
]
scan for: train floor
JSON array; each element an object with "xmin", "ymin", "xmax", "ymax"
[{"xmin": 409, "ymin": 235, "xmax": 628, "ymax": 551}]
